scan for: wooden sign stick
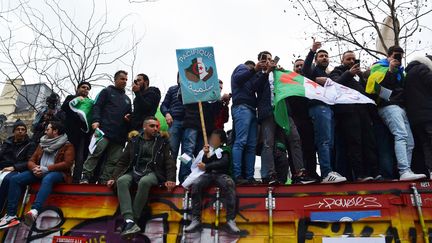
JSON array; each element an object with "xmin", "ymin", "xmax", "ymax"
[{"xmin": 198, "ymin": 101, "xmax": 209, "ymax": 154}]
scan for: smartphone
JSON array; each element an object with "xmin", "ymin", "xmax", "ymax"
[
  {"xmin": 354, "ymin": 59, "xmax": 360, "ymax": 65},
  {"xmin": 260, "ymin": 54, "xmax": 267, "ymax": 61},
  {"xmin": 133, "ymin": 79, "xmax": 138, "ymax": 85},
  {"xmin": 273, "ymin": 56, "xmax": 280, "ymax": 65},
  {"xmin": 394, "ymin": 53, "xmax": 402, "ymax": 62}
]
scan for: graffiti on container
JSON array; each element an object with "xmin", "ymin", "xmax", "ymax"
[{"xmin": 304, "ymin": 196, "xmax": 382, "ymax": 209}]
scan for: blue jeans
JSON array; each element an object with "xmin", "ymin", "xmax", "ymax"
[
  {"xmin": 232, "ymin": 105, "xmax": 257, "ymax": 179},
  {"xmin": 378, "ymin": 105, "xmax": 414, "ymax": 175},
  {"xmin": 168, "ymin": 119, "xmax": 184, "ymax": 160},
  {"xmin": 0, "ymin": 171, "xmax": 18, "ymax": 212},
  {"xmin": 309, "ymin": 104, "xmax": 334, "ymax": 178},
  {"xmin": 179, "ymin": 128, "xmax": 203, "ymax": 183},
  {"xmin": 7, "ymin": 171, "xmax": 64, "ymax": 216}
]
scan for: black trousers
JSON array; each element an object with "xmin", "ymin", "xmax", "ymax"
[
  {"xmin": 292, "ymin": 116, "xmax": 318, "ymax": 178},
  {"xmin": 412, "ymin": 122, "xmax": 432, "ymax": 171},
  {"xmin": 336, "ymin": 106, "xmax": 379, "ymax": 179},
  {"xmin": 190, "ymin": 173, "xmax": 236, "ymax": 220}
]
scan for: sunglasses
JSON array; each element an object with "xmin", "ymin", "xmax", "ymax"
[
  {"xmin": 80, "ymin": 86, "xmax": 90, "ymax": 90},
  {"xmin": 295, "ymin": 65, "xmax": 303, "ymax": 68}
]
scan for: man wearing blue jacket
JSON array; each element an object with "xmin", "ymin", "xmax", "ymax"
[
  {"xmin": 160, "ymin": 73, "xmax": 185, "ymax": 161},
  {"xmin": 231, "ymin": 58, "xmax": 267, "ymax": 184}
]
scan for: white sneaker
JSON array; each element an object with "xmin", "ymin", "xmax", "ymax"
[
  {"xmin": 322, "ymin": 172, "xmax": 347, "ymax": 184},
  {"xmin": 0, "ymin": 215, "xmax": 19, "ymax": 229},
  {"xmin": 400, "ymin": 171, "xmax": 427, "ymax": 181},
  {"xmin": 24, "ymin": 209, "xmax": 38, "ymax": 226},
  {"xmin": 430, "ymin": 172, "xmax": 432, "ymax": 180}
]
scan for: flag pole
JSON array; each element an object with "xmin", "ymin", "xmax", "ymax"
[{"xmin": 198, "ymin": 101, "xmax": 209, "ymax": 149}]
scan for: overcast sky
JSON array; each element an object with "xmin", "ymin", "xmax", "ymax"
[{"xmin": 1, "ymin": 0, "xmax": 431, "ymax": 110}]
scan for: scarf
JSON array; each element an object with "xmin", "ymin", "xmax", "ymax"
[{"xmin": 39, "ymin": 134, "xmax": 68, "ymax": 154}]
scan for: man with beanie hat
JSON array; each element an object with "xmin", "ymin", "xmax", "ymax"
[
  {"xmin": 0, "ymin": 119, "xmax": 36, "ymax": 212},
  {"xmin": 405, "ymin": 54, "xmax": 432, "ymax": 178},
  {"xmin": 61, "ymin": 81, "xmax": 93, "ymax": 182},
  {"xmin": 0, "ymin": 121, "xmax": 74, "ymax": 229}
]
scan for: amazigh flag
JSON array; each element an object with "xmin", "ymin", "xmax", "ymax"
[
  {"xmin": 273, "ymin": 70, "xmax": 375, "ymax": 132},
  {"xmin": 69, "ymin": 97, "xmax": 94, "ymax": 133},
  {"xmin": 366, "ymin": 58, "xmax": 404, "ymax": 96}
]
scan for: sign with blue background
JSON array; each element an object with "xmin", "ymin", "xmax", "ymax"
[{"xmin": 176, "ymin": 46, "xmax": 220, "ymax": 104}]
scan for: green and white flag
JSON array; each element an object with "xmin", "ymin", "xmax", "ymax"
[
  {"xmin": 69, "ymin": 97, "xmax": 94, "ymax": 133},
  {"xmin": 273, "ymin": 70, "xmax": 375, "ymax": 132}
]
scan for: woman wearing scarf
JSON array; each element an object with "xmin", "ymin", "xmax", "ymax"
[{"xmin": 0, "ymin": 121, "xmax": 75, "ymax": 230}]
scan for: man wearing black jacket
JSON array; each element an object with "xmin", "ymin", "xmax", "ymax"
[
  {"xmin": 185, "ymin": 129, "xmax": 240, "ymax": 234},
  {"xmin": 80, "ymin": 70, "xmax": 132, "ymax": 184},
  {"xmin": 405, "ymin": 55, "xmax": 432, "ymax": 179},
  {"xmin": 131, "ymin": 74, "xmax": 161, "ymax": 131},
  {"xmin": 0, "ymin": 120, "xmax": 36, "ymax": 211},
  {"xmin": 106, "ymin": 116, "xmax": 176, "ymax": 239},
  {"xmin": 61, "ymin": 81, "xmax": 93, "ymax": 183},
  {"xmin": 329, "ymin": 51, "xmax": 380, "ymax": 181}
]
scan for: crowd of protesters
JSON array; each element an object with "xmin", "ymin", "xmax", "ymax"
[{"xmin": 1, "ymin": 40, "xmax": 432, "ymax": 239}]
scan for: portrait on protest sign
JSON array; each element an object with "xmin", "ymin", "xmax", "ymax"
[{"xmin": 176, "ymin": 46, "xmax": 220, "ymax": 104}]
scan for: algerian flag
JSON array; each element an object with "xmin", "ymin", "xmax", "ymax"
[
  {"xmin": 69, "ymin": 97, "xmax": 94, "ymax": 133},
  {"xmin": 273, "ymin": 70, "xmax": 375, "ymax": 132}
]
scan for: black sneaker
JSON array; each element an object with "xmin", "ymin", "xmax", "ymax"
[
  {"xmin": 247, "ymin": 178, "xmax": 261, "ymax": 185},
  {"xmin": 268, "ymin": 174, "xmax": 280, "ymax": 185},
  {"xmin": 292, "ymin": 170, "xmax": 318, "ymax": 184},
  {"xmin": 121, "ymin": 222, "xmax": 141, "ymax": 239},
  {"xmin": 235, "ymin": 176, "xmax": 249, "ymax": 185}
]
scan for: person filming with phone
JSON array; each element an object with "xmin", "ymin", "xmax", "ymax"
[
  {"xmin": 329, "ymin": 51, "xmax": 380, "ymax": 181},
  {"xmin": 366, "ymin": 46, "xmax": 426, "ymax": 181}
]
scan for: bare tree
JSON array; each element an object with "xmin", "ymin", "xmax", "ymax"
[
  {"xmin": 0, "ymin": 0, "xmax": 143, "ymax": 109},
  {"xmin": 290, "ymin": 0, "xmax": 432, "ymax": 60}
]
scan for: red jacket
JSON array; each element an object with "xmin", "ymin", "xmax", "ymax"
[{"xmin": 214, "ymin": 105, "xmax": 229, "ymax": 130}]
